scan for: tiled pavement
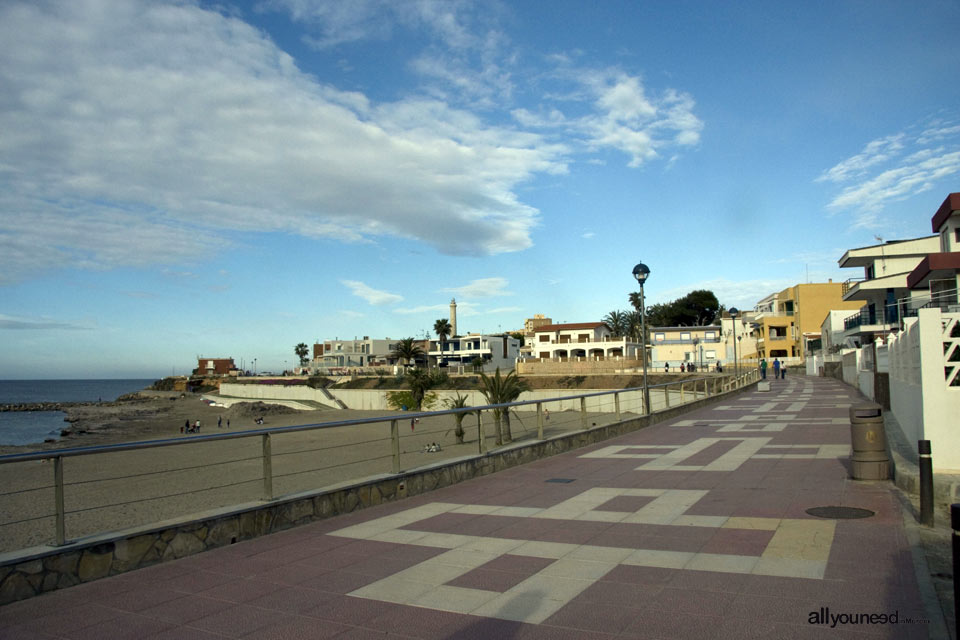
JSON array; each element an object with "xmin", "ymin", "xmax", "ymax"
[{"xmin": 0, "ymin": 376, "xmax": 940, "ymax": 639}]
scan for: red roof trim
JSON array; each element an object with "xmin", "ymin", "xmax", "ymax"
[
  {"xmin": 533, "ymin": 322, "xmax": 608, "ymax": 332},
  {"xmin": 906, "ymin": 252, "xmax": 960, "ymax": 289},
  {"xmin": 931, "ymin": 192, "xmax": 960, "ymax": 232}
]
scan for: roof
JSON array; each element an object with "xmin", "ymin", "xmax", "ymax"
[
  {"xmin": 931, "ymin": 192, "xmax": 960, "ymax": 232},
  {"xmin": 533, "ymin": 322, "xmax": 607, "ymax": 332},
  {"xmin": 838, "ymin": 236, "xmax": 939, "ymax": 268},
  {"xmin": 906, "ymin": 252, "xmax": 960, "ymax": 289},
  {"xmin": 650, "ymin": 325, "xmax": 721, "ymax": 332}
]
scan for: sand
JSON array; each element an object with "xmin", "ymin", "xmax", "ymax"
[{"xmin": 0, "ymin": 390, "xmax": 623, "ymax": 552}]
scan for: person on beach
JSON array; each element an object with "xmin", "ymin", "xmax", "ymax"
[
  {"xmin": 218, "ymin": 415, "xmax": 222, "ymax": 428},
  {"xmin": 226, "ymin": 418, "xmax": 230, "ymax": 429},
  {"xmin": 773, "ymin": 358, "xmax": 781, "ymax": 379},
  {"xmin": 184, "ymin": 420, "xmax": 190, "ymax": 433},
  {"xmin": 760, "ymin": 358, "xmax": 768, "ymax": 379}
]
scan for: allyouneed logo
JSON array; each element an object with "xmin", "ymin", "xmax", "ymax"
[{"xmin": 808, "ymin": 608, "xmax": 903, "ymax": 628}]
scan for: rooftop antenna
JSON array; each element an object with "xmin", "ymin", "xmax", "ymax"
[{"xmin": 875, "ymin": 235, "xmax": 886, "ymax": 274}]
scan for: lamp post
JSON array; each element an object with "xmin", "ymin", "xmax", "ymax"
[
  {"xmin": 632, "ymin": 262, "xmax": 651, "ymax": 414},
  {"xmin": 692, "ymin": 337, "xmax": 700, "ymax": 372},
  {"xmin": 729, "ymin": 308, "xmax": 739, "ymax": 377}
]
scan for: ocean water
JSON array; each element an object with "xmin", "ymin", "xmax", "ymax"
[{"xmin": 0, "ymin": 379, "xmax": 155, "ymax": 447}]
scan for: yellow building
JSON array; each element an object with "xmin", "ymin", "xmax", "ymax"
[{"xmin": 748, "ymin": 282, "xmax": 863, "ymax": 360}]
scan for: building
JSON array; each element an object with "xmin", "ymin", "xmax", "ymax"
[
  {"xmin": 314, "ymin": 337, "xmax": 398, "ymax": 369},
  {"xmin": 193, "ymin": 357, "xmax": 237, "ymax": 376},
  {"xmin": 649, "ymin": 326, "xmax": 722, "ymax": 369},
  {"xmin": 837, "ymin": 235, "xmax": 940, "ymax": 345},
  {"xmin": 530, "ymin": 322, "xmax": 641, "ymax": 360},
  {"xmin": 523, "ymin": 314, "xmax": 553, "ymax": 335},
  {"xmin": 749, "ymin": 283, "xmax": 862, "ymax": 360},
  {"xmin": 905, "ymin": 192, "xmax": 960, "ymax": 308},
  {"xmin": 428, "ymin": 333, "xmax": 520, "ymax": 370},
  {"xmin": 719, "ymin": 310, "xmax": 758, "ymax": 364}
]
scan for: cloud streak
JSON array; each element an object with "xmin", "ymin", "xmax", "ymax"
[
  {"xmin": 341, "ymin": 280, "xmax": 403, "ymax": 305},
  {"xmin": 0, "ymin": 0, "xmax": 565, "ymax": 283}
]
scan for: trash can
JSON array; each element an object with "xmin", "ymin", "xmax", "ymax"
[{"xmin": 849, "ymin": 403, "xmax": 890, "ymax": 480}]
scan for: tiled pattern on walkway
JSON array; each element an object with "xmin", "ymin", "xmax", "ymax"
[{"xmin": 0, "ymin": 377, "xmax": 933, "ymax": 639}]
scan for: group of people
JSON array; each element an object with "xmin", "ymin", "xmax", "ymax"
[
  {"xmin": 181, "ymin": 415, "xmax": 237, "ymax": 434},
  {"xmin": 664, "ymin": 362, "xmax": 722, "ymax": 373},
  {"xmin": 759, "ymin": 358, "xmax": 786, "ymax": 379},
  {"xmin": 421, "ymin": 442, "xmax": 443, "ymax": 453}
]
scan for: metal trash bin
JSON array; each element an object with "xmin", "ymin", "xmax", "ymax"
[{"xmin": 849, "ymin": 403, "xmax": 890, "ymax": 480}]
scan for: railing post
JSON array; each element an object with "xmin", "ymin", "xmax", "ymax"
[
  {"xmin": 614, "ymin": 392, "xmax": 621, "ymax": 422},
  {"xmin": 537, "ymin": 402, "xmax": 544, "ymax": 440},
  {"xmin": 261, "ymin": 433, "xmax": 274, "ymax": 501},
  {"xmin": 477, "ymin": 412, "xmax": 486, "ymax": 454},
  {"xmin": 391, "ymin": 419, "xmax": 401, "ymax": 472},
  {"xmin": 580, "ymin": 397, "xmax": 587, "ymax": 429},
  {"xmin": 919, "ymin": 440, "xmax": 934, "ymax": 527},
  {"xmin": 680, "ymin": 382, "xmax": 685, "ymax": 405},
  {"xmin": 54, "ymin": 455, "xmax": 65, "ymax": 546},
  {"xmin": 664, "ymin": 384, "xmax": 670, "ymax": 408}
]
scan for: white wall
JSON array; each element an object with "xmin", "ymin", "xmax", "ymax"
[{"xmin": 887, "ymin": 309, "xmax": 960, "ymax": 471}]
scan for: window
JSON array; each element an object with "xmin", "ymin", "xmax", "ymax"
[
  {"xmin": 539, "ymin": 335, "xmax": 550, "ymax": 342},
  {"xmin": 654, "ymin": 333, "xmax": 665, "ymax": 341},
  {"xmin": 680, "ymin": 332, "xmax": 691, "ymax": 341},
  {"xmin": 705, "ymin": 331, "xmax": 716, "ymax": 340},
  {"xmin": 705, "ymin": 350, "xmax": 716, "ymax": 359}
]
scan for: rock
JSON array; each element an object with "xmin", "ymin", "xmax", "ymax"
[
  {"xmin": 112, "ymin": 534, "xmax": 156, "ymax": 573},
  {"xmin": 0, "ymin": 572, "xmax": 35, "ymax": 603},
  {"xmin": 78, "ymin": 547, "xmax": 114, "ymax": 582}
]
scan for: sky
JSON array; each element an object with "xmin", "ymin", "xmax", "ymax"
[{"xmin": 1, "ymin": 0, "xmax": 959, "ymax": 379}]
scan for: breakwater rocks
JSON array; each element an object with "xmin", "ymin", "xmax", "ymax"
[{"xmin": 0, "ymin": 401, "xmax": 113, "ymax": 413}]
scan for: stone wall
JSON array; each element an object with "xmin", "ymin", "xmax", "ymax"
[{"xmin": 0, "ymin": 381, "xmax": 755, "ymax": 605}]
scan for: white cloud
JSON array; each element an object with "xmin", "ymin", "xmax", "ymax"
[
  {"xmin": 443, "ymin": 277, "xmax": 511, "ymax": 298},
  {"xmin": 0, "ymin": 0, "xmax": 566, "ymax": 282},
  {"xmin": 341, "ymin": 280, "xmax": 403, "ymax": 305},
  {"xmin": 817, "ymin": 122, "xmax": 960, "ymax": 226},
  {"xmin": 0, "ymin": 314, "xmax": 89, "ymax": 330}
]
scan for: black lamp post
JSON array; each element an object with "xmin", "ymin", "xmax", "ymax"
[
  {"xmin": 632, "ymin": 262, "xmax": 651, "ymax": 414},
  {"xmin": 729, "ymin": 308, "xmax": 739, "ymax": 377}
]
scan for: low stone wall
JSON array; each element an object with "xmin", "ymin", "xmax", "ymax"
[{"xmin": 0, "ymin": 381, "xmax": 755, "ymax": 605}]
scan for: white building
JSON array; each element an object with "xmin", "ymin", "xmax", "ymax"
[
  {"xmin": 530, "ymin": 322, "xmax": 641, "ymax": 360},
  {"xmin": 428, "ymin": 334, "xmax": 521, "ymax": 371},
  {"xmin": 314, "ymin": 337, "xmax": 398, "ymax": 370}
]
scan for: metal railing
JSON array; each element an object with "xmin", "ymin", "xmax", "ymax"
[{"xmin": 0, "ymin": 372, "xmax": 757, "ymax": 554}]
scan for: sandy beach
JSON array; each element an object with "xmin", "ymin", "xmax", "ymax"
[{"xmin": 0, "ymin": 389, "xmax": 623, "ymax": 553}]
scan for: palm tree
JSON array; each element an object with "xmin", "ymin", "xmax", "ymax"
[
  {"xmin": 477, "ymin": 368, "xmax": 529, "ymax": 445},
  {"xmin": 444, "ymin": 392, "xmax": 471, "ymax": 444},
  {"xmin": 405, "ymin": 367, "xmax": 432, "ymax": 410},
  {"xmin": 294, "ymin": 342, "xmax": 310, "ymax": 366},
  {"xmin": 434, "ymin": 318, "xmax": 452, "ymax": 367},
  {"xmin": 391, "ymin": 337, "xmax": 424, "ymax": 369},
  {"xmin": 602, "ymin": 310, "xmax": 627, "ymax": 338},
  {"xmin": 629, "ymin": 291, "xmax": 643, "ymax": 312}
]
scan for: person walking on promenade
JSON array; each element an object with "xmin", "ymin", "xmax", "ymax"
[
  {"xmin": 772, "ymin": 358, "xmax": 781, "ymax": 379},
  {"xmin": 760, "ymin": 358, "xmax": 768, "ymax": 379}
]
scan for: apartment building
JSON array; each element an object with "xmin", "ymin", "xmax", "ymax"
[
  {"xmin": 750, "ymin": 283, "xmax": 862, "ymax": 360},
  {"xmin": 838, "ymin": 235, "xmax": 940, "ymax": 345},
  {"xmin": 530, "ymin": 322, "xmax": 641, "ymax": 359},
  {"xmin": 428, "ymin": 334, "xmax": 520, "ymax": 370},
  {"xmin": 649, "ymin": 326, "xmax": 722, "ymax": 368},
  {"xmin": 905, "ymin": 192, "xmax": 960, "ymax": 305}
]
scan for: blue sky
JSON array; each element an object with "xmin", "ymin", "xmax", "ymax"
[{"xmin": 1, "ymin": 0, "xmax": 959, "ymax": 379}]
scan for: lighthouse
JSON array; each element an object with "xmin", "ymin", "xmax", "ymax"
[{"xmin": 450, "ymin": 298, "xmax": 458, "ymax": 337}]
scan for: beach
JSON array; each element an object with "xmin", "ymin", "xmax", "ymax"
[{"xmin": 0, "ymin": 389, "xmax": 621, "ymax": 552}]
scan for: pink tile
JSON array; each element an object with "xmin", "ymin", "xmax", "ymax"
[
  {"xmin": 187, "ymin": 603, "xmax": 290, "ymax": 637},
  {"xmin": 63, "ymin": 612, "xmax": 175, "ymax": 640}
]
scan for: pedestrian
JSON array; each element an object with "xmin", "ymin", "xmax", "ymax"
[
  {"xmin": 218, "ymin": 415, "xmax": 222, "ymax": 429},
  {"xmin": 544, "ymin": 408, "xmax": 550, "ymax": 420},
  {"xmin": 195, "ymin": 420, "xmax": 201, "ymax": 432},
  {"xmin": 772, "ymin": 358, "xmax": 781, "ymax": 379},
  {"xmin": 184, "ymin": 419, "xmax": 190, "ymax": 433},
  {"xmin": 781, "ymin": 363, "xmax": 787, "ymax": 379},
  {"xmin": 760, "ymin": 358, "xmax": 768, "ymax": 379},
  {"xmin": 226, "ymin": 418, "xmax": 230, "ymax": 429},
  {"xmin": 680, "ymin": 362, "xmax": 685, "ymax": 373},
  {"xmin": 664, "ymin": 362, "xmax": 669, "ymax": 373}
]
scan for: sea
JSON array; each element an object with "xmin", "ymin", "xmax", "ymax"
[{"xmin": 0, "ymin": 379, "xmax": 155, "ymax": 447}]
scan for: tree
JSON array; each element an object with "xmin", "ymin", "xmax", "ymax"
[
  {"xmin": 470, "ymin": 356, "xmax": 484, "ymax": 373},
  {"xmin": 434, "ymin": 318, "xmax": 452, "ymax": 366},
  {"xmin": 602, "ymin": 310, "xmax": 627, "ymax": 338},
  {"xmin": 509, "ymin": 331, "xmax": 526, "ymax": 347},
  {"xmin": 391, "ymin": 337, "xmax": 424, "ymax": 368},
  {"xmin": 294, "ymin": 343, "xmax": 309, "ymax": 366},
  {"xmin": 638, "ymin": 290, "xmax": 721, "ymax": 327},
  {"xmin": 444, "ymin": 392, "xmax": 472, "ymax": 444},
  {"xmin": 477, "ymin": 368, "xmax": 529, "ymax": 445}
]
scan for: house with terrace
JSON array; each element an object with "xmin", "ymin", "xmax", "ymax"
[
  {"xmin": 428, "ymin": 333, "xmax": 521, "ymax": 371},
  {"xmin": 649, "ymin": 326, "xmax": 723, "ymax": 369},
  {"xmin": 530, "ymin": 322, "xmax": 641, "ymax": 360},
  {"xmin": 838, "ymin": 235, "xmax": 940, "ymax": 346}
]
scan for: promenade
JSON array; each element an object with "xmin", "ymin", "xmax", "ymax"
[{"xmin": 0, "ymin": 375, "xmax": 944, "ymax": 639}]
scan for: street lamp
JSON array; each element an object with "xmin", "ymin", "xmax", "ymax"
[
  {"xmin": 729, "ymin": 308, "xmax": 739, "ymax": 377},
  {"xmin": 692, "ymin": 337, "xmax": 700, "ymax": 372},
  {"xmin": 632, "ymin": 262, "xmax": 651, "ymax": 414}
]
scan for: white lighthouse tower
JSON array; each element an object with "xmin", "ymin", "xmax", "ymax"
[{"xmin": 450, "ymin": 298, "xmax": 458, "ymax": 337}]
